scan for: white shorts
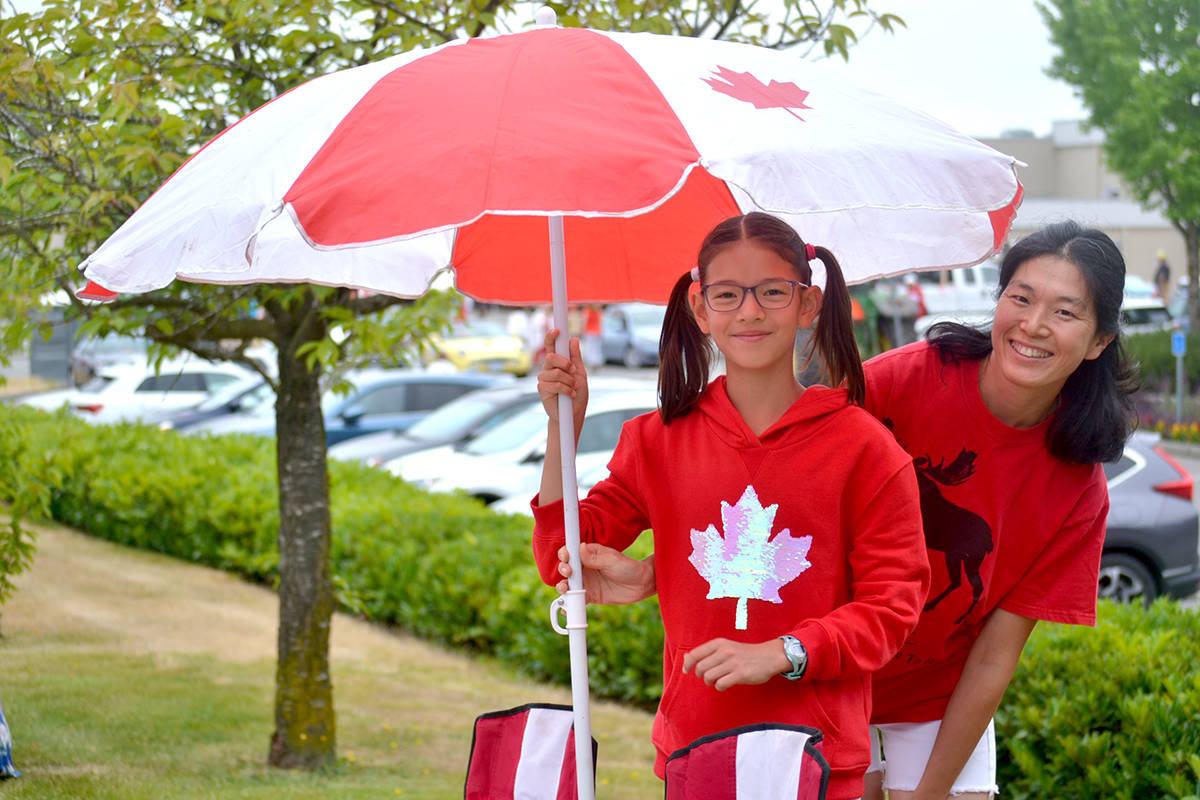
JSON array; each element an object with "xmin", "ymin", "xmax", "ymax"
[{"xmin": 865, "ymin": 719, "xmax": 998, "ymax": 797}]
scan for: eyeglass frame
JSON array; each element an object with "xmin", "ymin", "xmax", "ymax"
[{"xmin": 699, "ymin": 279, "xmax": 810, "ymax": 312}]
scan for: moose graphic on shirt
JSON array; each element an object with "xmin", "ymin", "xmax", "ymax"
[{"xmin": 884, "ymin": 419, "xmax": 994, "ymax": 625}]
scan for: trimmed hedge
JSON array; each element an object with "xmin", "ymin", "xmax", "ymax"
[
  {"xmin": 0, "ymin": 404, "xmax": 663, "ymax": 708},
  {"xmin": 5, "ymin": 405, "xmax": 1200, "ymax": 796},
  {"xmin": 998, "ymin": 600, "xmax": 1200, "ymax": 799},
  {"xmin": 1125, "ymin": 329, "xmax": 1200, "ymax": 394}
]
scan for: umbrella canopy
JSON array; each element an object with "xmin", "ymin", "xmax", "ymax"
[{"xmin": 79, "ymin": 19, "xmax": 1021, "ymax": 303}]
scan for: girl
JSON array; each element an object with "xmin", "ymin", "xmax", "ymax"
[
  {"xmin": 531, "ymin": 212, "xmax": 930, "ymax": 800},
  {"xmin": 561, "ymin": 221, "xmax": 1138, "ymax": 800}
]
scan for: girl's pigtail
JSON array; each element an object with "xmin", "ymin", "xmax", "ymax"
[
  {"xmin": 658, "ymin": 271, "xmax": 713, "ymax": 423},
  {"xmin": 810, "ymin": 246, "xmax": 865, "ymax": 405}
]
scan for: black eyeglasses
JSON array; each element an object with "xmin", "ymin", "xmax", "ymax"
[{"xmin": 700, "ymin": 279, "xmax": 808, "ymax": 312}]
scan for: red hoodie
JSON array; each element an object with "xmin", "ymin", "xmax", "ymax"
[{"xmin": 533, "ymin": 378, "xmax": 929, "ymax": 800}]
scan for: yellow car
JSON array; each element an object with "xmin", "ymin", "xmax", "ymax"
[{"xmin": 429, "ymin": 320, "xmax": 532, "ymax": 377}]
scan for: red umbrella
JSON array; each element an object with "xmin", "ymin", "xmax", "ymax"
[{"xmin": 78, "ymin": 11, "xmax": 1022, "ymax": 796}]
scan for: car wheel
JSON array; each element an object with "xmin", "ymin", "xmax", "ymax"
[
  {"xmin": 623, "ymin": 346, "xmax": 642, "ymax": 369},
  {"xmin": 1097, "ymin": 552, "xmax": 1158, "ymax": 608}
]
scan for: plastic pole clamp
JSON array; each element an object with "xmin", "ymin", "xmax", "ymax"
[{"xmin": 549, "ymin": 589, "xmax": 588, "ymax": 636}]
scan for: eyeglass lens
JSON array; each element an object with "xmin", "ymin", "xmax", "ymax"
[{"xmin": 704, "ymin": 280, "xmax": 797, "ymax": 311}]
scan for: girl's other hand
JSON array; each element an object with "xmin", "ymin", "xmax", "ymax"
[
  {"xmin": 556, "ymin": 544, "xmax": 656, "ymax": 604},
  {"xmin": 538, "ymin": 328, "xmax": 588, "ymax": 429},
  {"xmin": 682, "ymin": 638, "xmax": 792, "ymax": 691}
]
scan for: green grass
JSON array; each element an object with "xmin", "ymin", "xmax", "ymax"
[
  {"xmin": 2, "ymin": 630, "xmax": 660, "ymax": 799},
  {"xmin": 0, "ymin": 523, "xmax": 661, "ymax": 799},
  {"xmin": 3, "ymin": 636, "xmax": 436, "ymax": 798}
]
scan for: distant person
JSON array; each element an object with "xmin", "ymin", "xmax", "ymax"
[
  {"xmin": 1154, "ymin": 250, "xmax": 1171, "ymax": 301},
  {"xmin": 506, "ymin": 307, "xmax": 529, "ymax": 340},
  {"xmin": 532, "ymin": 212, "xmax": 929, "ymax": 800},
  {"xmin": 581, "ymin": 304, "xmax": 603, "ymax": 368},
  {"xmin": 525, "ymin": 306, "xmax": 550, "ymax": 367}
]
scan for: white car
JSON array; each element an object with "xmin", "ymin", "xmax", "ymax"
[
  {"xmin": 20, "ymin": 359, "xmax": 256, "ymax": 423},
  {"xmin": 490, "ymin": 462, "xmax": 612, "ymax": 516},
  {"xmin": 385, "ymin": 389, "xmax": 658, "ymax": 505}
]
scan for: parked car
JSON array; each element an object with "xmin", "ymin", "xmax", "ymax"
[
  {"xmin": 154, "ymin": 376, "xmax": 273, "ymax": 431},
  {"xmin": 1120, "ymin": 296, "xmax": 1173, "ymax": 335},
  {"xmin": 1102, "ymin": 432, "xmax": 1200, "ymax": 606},
  {"xmin": 328, "ymin": 380, "xmax": 542, "ymax": 466},
  {"xmin": 69, "ymin": 334, "xmax": 150, "ymax": 386},
  {"xmin": 490, "ymin": 461, "xmax": 611, "ymax": 516},
  {"xmin": 19, "ymin": 359, "xmax": 255, "ymax": 423},
  {"xmin": 188, "ymin": 369, "xmax": 511, "ymax": 445},
  {"xmin": 386, "ymin": 388, "xmax": 657, "ymax": 504},
  {"xmin": 428, "ymin": 320, "xmax": 531, "ymax": 376},
  {"xmin": 600, "ymin": 303, "xmax": 667, "ymax": 368}
]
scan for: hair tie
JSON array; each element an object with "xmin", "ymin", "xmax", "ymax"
[
  {"xmin": 805, "ymin": 243, "xmax": 817, "ymax": 261},
  {"xmin": 690, "ymin": 266, "xmax": 700, "ymax": 282}
]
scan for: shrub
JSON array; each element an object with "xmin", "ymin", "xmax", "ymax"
[
  {"xmin": 0, "ymin": 405, "xmax": 665, "ymax": 705},
  {"xmin": 997, "ymin": 600, "xmax": 1200, "ymax": 799},
  {"xmin": 1124, "ymin": 329, "xmax": 1200, "ymax": 394}
]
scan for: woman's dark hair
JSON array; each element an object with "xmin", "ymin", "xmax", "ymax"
[
  {"xmin": 927, "ymin": 220, "xmax": 1139, "ymax": 463},
  {"xmin": 658, "ymin": 212, "xmax": 863, "ymax": 422}
]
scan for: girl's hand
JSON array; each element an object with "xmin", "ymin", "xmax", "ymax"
[
  {"xmin": 556, "ymin": 544, "xmax": 656, "ymax": 604},
  {"xmin": 682, "ymin": 638, "xmax": 792, "ymax": 691},
  {"xmin": 538, "ymin": 328, "xmax": 588, "ymax": 430}
]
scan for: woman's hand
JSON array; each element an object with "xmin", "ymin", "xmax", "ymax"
[
  {"xmin": 538, "ymin": 328, "xmax": 588, "ymax": 431},
  {"xmin": 682, "ymin": 638, "xmax": 792, "ymax": 691},
  {"xmin": 556, "ymin": 544, "xmax": 656, "ymax": 604}
]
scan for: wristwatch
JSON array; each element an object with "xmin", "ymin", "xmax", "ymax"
[{"xmin": 779, "ymin": 635, "xmax": 808, "ymax": 681}]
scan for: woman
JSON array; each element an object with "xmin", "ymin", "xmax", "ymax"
[{"xmin": 552, "ymin": 221, "xmax": 1138, "ymax": 800}]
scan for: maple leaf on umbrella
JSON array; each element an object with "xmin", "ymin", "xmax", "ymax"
[
  {"xmin": 689, "ymin": 485, "xmax": 813, "ymax": 630},
  {"xmin": 703, "ymin": 65, "xmax": 813, "ymax": 120}
]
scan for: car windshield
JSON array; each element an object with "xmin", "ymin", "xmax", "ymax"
[
  {"xmin": 80, "ymin": 374, "xmax": 115, "ymax": 393},
  {"xmin": 406, "ymin": 392, "xmax": 534, "ymax": 442},
  {"xmin": 627, "ymin": 305, "xmax": 667, "ymax": 326},
  {"xmin": 464, "ymin": 403, "xmax": 547, "ymax": 455},
  {"xmin": 450, "ymin": 321, "xmax": 507, "ymax": 338},
  {"xmin": 194, "ymin": 379, "xmax": 270, "ymax": 412}
]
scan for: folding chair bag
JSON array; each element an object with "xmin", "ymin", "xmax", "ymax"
[
  {"xmin": 464, "ymin": 703, "xmax": 597, "ymax": 800},
  {"xmin": 664, "ymin": 722, "xmax": 829, "ymax": 800}
]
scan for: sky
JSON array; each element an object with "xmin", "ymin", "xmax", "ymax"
[
  {"xmin": 813, "ymin": 0, "xmax": 1086, "ymax": 138},
  {"xmin": 5, "ymin": 0, "xmax": 1086, "ymax": 139}
]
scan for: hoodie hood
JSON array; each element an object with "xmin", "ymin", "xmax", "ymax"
[{"xmin": 696, "ymin": 375, "xmax": 852, "ymax": 451}]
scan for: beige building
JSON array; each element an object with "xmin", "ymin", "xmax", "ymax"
[{"xmin": 981, "ymin": 121, "xmax": 1187, "ymax": 301}]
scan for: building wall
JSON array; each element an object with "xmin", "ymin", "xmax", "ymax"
[{"xmin": 982, "ymin": 122, "xmax": 1186, "ymax": 297}]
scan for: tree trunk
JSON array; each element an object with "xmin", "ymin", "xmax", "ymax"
[
  {"xmin": 1184, "ymin": 224, "xmax": 1200, "ymax": 335},
  {"xmin": 267, "ymin": 300, "xmax": 336, "ymax": 769}
]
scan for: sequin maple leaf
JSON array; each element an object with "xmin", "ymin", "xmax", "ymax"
[
  {"xmin": 703, "ymin": 66, "xmax": 813, "ymax": 120},
  {"xmin": 689, "ymin": 485, "xmax": 813, "ymax": 630}
]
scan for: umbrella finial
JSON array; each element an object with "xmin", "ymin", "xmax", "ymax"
[{"xmin": 533, "ymin": 6, "xmax": 558, "ymax": 27}]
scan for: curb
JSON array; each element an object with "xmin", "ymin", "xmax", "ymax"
[{"xmin": 1157, "ymin": 439, "xmax": 1200, "ymax": 460}]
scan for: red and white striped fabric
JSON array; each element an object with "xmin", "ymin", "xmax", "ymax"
[
  {"xmin": 664, "ymin": 723, "xmax": 830, "ymax": 800},
  {"xmin": 465, "ymin": 704, "xmax": 596, "ymax": 800},
  {"xmin": 79, "ymin": 21, "xmax": 1021, "ymax": 305}
]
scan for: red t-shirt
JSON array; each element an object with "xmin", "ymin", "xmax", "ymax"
[
  {"xmin": 863, "ymin": 342, "xmax": 1108, "ymax": 723},
  {"xmin": 533, "ymin": 379, "xmax": 928, "ymax": 800}
]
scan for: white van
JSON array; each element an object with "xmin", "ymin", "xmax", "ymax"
[{"xmin": 910, "ymin": 260, "xmax": 1001, "ymax": 316}]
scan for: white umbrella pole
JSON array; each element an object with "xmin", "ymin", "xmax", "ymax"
[{"xmin": 548, "ymin": 214, "xmax": 595, "ymax": 800}]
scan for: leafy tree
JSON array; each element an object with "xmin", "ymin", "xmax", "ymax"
[
  {"xmin": 1039, "ymin": 0, "xmax": 1200, "ymax": 330},
  {"xmin": 0, "ymin": 0, "xmax": 902, "ymax": 770}
]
